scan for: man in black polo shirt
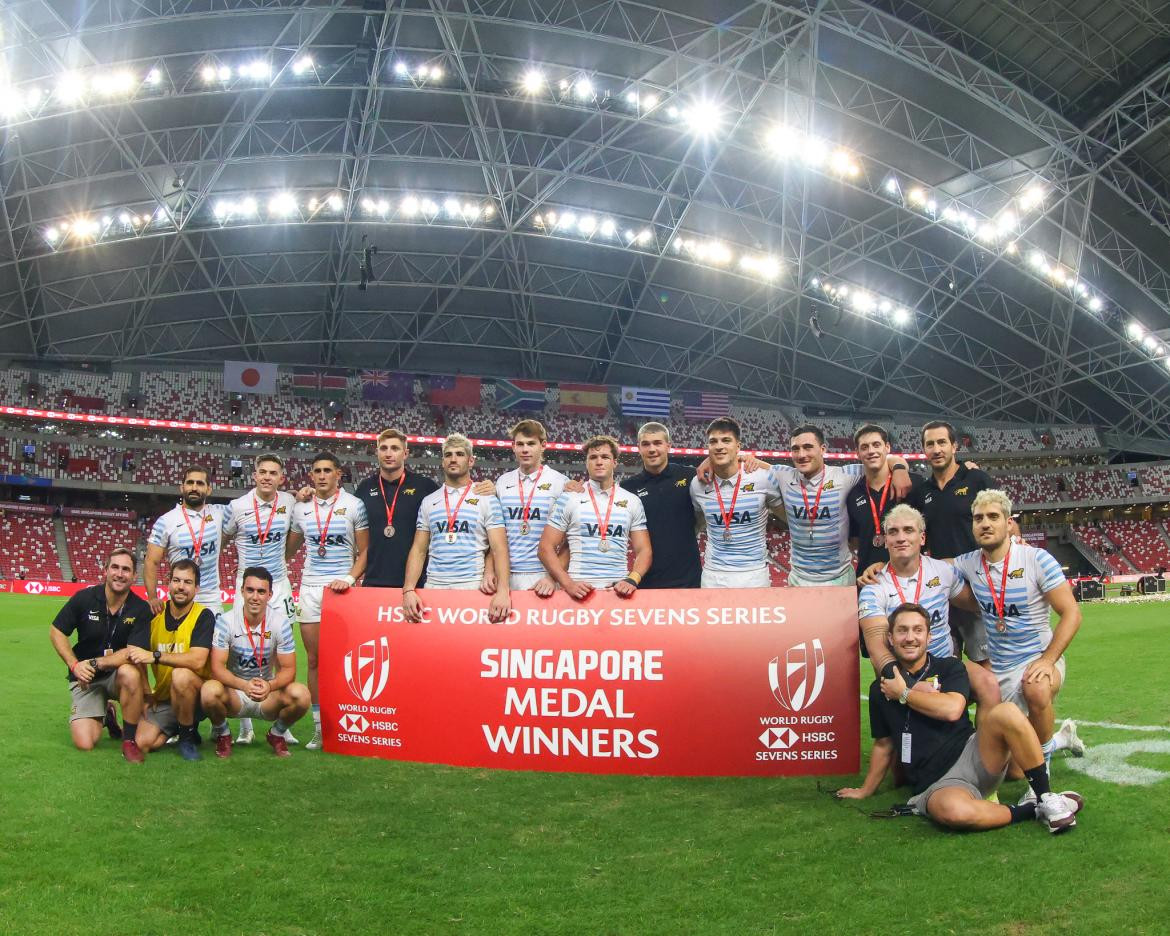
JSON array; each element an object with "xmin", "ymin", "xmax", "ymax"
[
  {"xmin": 356, "ymin": 429, "xmax": 441, "ymax": 588},
  {"xmin": 909, "ymin": 420, "xmax": 994, "ymax": 665},
  {"xmin": 624, "ymin": 422, "xmax": 702, "ymax": 589},
  {"xmin": 847, "ymin": 424, "xmax": 927, "ymax": 575},
  {"xmin": 836, "ymin": 602, "xmax": 1083, "ymax": 833},
  {"xmin": 48, "ymin": 547, "xmax": 152, "ymax": 762}
]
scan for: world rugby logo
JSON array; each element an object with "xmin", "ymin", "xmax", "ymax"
[
  {"xmin": 24, "ymin": 581, "xmax": 44, "ymax": 594},
  {"xmin": 768, "ymin": 639, "xmax": 826, "ymax": 712},
  {"xmin": 344, "ymin": 636, "xmax": 390, "ymax": 702}
]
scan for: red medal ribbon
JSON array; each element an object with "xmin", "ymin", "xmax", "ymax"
[
  {"xmin": 888, "ymin": 561, "xmax": 924, "ymax": 606},
  {"xmin": 866, "ymin": 473, "xmax": 893, "ymax": 539},
  {"xmin": 800, "ymin": 474, "xmax": 825, "ymax": 538},
  {"xmin": 313, "ymin": 494, "xmax": 338, "ymax": 551},
  {"xmin": 586, "ymin": 482, "xmax": 616, "ymax": 549},
  {"xmin": 378, "ymin": 471, "xmax": 406, "ymax": 529},
  {"xmin": 251, "ymin": 494, "xmax": 278, "ymax": 546},
  {"xmin": 981, "ymin": 544, "xmax": 1012, "ymax": 622},
  {"xmin": 243, "ymin": 610, "xmax": 268, "ymax": 676},
  {"xmin": 181, "ymin": 507, "xmax": 209, "ymax": 559},
  {"xmin": 443, "ymin": 483, "xmax": 473, "ymax": 536},
  {"xmin": 519, "ymin": 467, "xmax": 545, "ymax": 528},
  {"xmin": 713, "ymin": 469, "xmax": 743, "ymax": 540}
]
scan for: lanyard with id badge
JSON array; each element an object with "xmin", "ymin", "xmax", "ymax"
[{"xmin": 899, "ymin": 655, "xmax": 938, "ymax": 765}]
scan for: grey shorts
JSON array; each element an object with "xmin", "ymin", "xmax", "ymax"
[
  {"xmin": 145, "ymin": 701, "xmax": 206, "ymax": 737},
  {"xmin": 908, "ymin": 733, "xmax": 1006, "ymax": 817},
  {"xmin": 949, "ymin": 608, "xmax": 989, "ymax": 663},
  {"xmin": 69, "ymin": 671, "xmax": 118, "ymax": 722}
]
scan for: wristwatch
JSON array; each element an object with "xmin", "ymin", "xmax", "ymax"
[
  {"xmin": 153, "ymin": 649, "xmax": 162, "ymax": 663},
  {"xmin": 898, "ymin": 687, "xmax": 911, "ymax": 705}
]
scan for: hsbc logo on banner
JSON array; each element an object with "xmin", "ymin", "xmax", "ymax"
[
  {"xmin": 344, "ymin": 637, "xmax": 391, "ymax": 702},
  {"xmin": 339, "ymin": 713, "xmax": 369, "ymax": 734},
  {"xmin": 24, "ymin": 581, "xmax": 44, "ymax": 594},
  {"xmin": 768, "ymin": 639, "xmax": 826, "ymax": 712},
  {"xmin": 758, "ymin": 727, "xmax": 798, "ymax": 750}
]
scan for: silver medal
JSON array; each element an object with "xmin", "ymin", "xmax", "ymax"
[
  {"xmin": 872, "ymin": 534, "xmax": 884, "ymax": 548},
  {"xmin": 598, "ymin": 539, "xmax": 611, "ymax": 553},
  {"xmin": 445, "ymin": 532, "xmax": 457, "ymax": 544},
  {"xmin": 722, "ymin": 530, "xmax": 732, "ymax": 542},
  {"xmin": 520, "ymin": 521, "xmax": 529, "ymax": 536},
  {"xmin": 384, "ymin": 524, "xmax": 395, "ymax": 538},
  {"xmin": 316, "ymin": 546, "xmax": 327, "ymax": 558}
]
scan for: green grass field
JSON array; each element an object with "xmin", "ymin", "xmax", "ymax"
[{"xmin": 3, "ymin": 594, "xmax": 1169, "ymax": 935}]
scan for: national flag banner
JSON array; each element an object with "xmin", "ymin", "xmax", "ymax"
[
  {"xmin": 428, "ymin": 376, "xmax": 482, "ymax": 407},
  {"xmin": 319, "ymin": 586, "xmax": 860, "ymax": 777},
  {"xmin": 559, "ymin": 382, "xmax": 609, "ymax": 414},
  {"xmin": 621, "ymin": 386, "xmax": 670, "ymax": 418},
  {"xmin": 224, "ymin": 360, "xmax": 278, "ymax": 395},
  {"xmin": 682, "ymin": 391, "xmax": 731, "ymax": 421},
  {"xmin": 495, "ymin": 379, "xmax": 547, "ymax": 411},
  {"xmin": 292, "ymin": 368, "xmax": 347, "ymax": 400},
  {"xmin": 360, "ymin": 370, "xmax": 414, "ymax": 403}
]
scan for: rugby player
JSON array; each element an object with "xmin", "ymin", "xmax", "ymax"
[
  {"xmin": 355, "ymin": 429, "xmax": 440, "ymax": 588},
  {"xmin": 221, "ymin": 452, "xmax": 298, "ymax": 745},
  {"xmin": 951, "ymin": 490, "xmax": 1083, "ymax": 775},
  {"xmin": 49, "ymin": 548, "xmax": 152, "ymax": 761},
  {"xmin": 128, "ymin": 560, "xmax": 215, "ymax": 761},
  {"xmin": 837, "ymin": 603, "xmax": 1084, "ymax": 833},
  {"xmin": 690, "ymin": 417, "xmax": 783, "ymax": 588},
  {"xmin": 144, "ymin": 466, "xmax": 225, "ymax": 614},
  {"xmin": 846, "ymin": 424, "xmax": 926, "ymax": 575},
  {"xmin": 494, "ymin": 419, "xmax": 568, "ymax": 594},
  {"xmin": 857, "ymin": 505, "xmax": 1000, "ymax": 722},
  {"xmin": 285, "ymin": 451, "xmax": 369, "ymax": 750},
  {"xmin": 201, "ymin": 567, "xmax": 309, "ymax": 758},
  {"xmin": 771, "ymin": 425, "xmax": 911, "ymax": 586},
  {"xmin": 403, "ymin": 434, "xmax": 511, "ymax": 622},
  {"xmin": 908, "ymin": 421, "xmax": 995, "ymax": 665},
  {"xmin": 539, "ymin": 435, "xmax": 651, "ymax": 599}
]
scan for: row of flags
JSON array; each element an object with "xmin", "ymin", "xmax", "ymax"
[{"xmin": 221, "ymin": 362, "xmax": 731, "ymax": 419}]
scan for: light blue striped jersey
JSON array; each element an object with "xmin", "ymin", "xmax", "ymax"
[
  {"xmin": 547, "ymin": 480, "xmax": 647, "ymax": 583},
  {"xmin": 770, "ymin": 463, "xmax": 863, "ymax": 582},
  {"xmin": 417, "ymin": 483, "xmax": 504, "ymax": 586},
  {"xmin": 689, "ymin": 468, "xmax": 781, "ymax": 572},
  {"xmin": 951, "ymin": 544, "xmax": 1067, "ymax": 672},
  {"xmin": 222, "ymin": 489, "xmax": 296, "ymax": 584},
  {"xmin": 291, "ymin": 489, "xmax": 368, "ymax": 586},
  {"xmin": 857, "ymin": 555, "xmax": 964, "ymax": 657},
  {"xmin": 495, "ymin": 465, "xmax": 569, "ymax": 574},
  {"xmin": 148, "ymin": 502, "xmax": 226, "ymax": 602},
  {"xmin": 212, "ymin": 601, "xmax": 296, "ymax": 681}
]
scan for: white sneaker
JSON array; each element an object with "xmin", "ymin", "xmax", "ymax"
[
  {"xmin": 1036, "ymin": 791, "xmax": 1082, "ymax": 834},
  {"xmin": 236, "ymin": 727, "xmax": 254, "ymax": 745},
  {"xmin": 1017, "ymin": 787, "xmax": 1038, "ymax": 807},
  {"xmin": 305, "ymin": 727, "xmax": 322, "ymax": 750},
  {"xmin": 282, "ymin": 729, "xmax": 299, "ymax": 745},
  {"xmin": 166, "ymin": 735, "xmax": 178, "ymax": 746},
  {"xmin": 1056, "ymin": 719, "xmax": 1085, "ymax": 757}
]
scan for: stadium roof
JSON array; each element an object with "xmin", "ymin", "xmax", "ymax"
[{"xmin": 3, "ymin": 0, "xmax": 1170, "ymax": 440}]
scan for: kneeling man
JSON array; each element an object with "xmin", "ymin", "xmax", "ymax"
[
  {"xmin": 201, "ymin": 566, "xmax": 309, "ymax": 758},
  {"xmin": 837, "ymin": 603, "xmax": 1084, "ymax": 833}
]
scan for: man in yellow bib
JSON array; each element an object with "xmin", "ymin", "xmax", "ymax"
[{"xmin": 128, "ymin": 560, "xmax": 215, "ymax": 761}]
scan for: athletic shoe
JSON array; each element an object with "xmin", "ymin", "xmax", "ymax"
[
  {"xmin": 121, "ymin": 740, "xmax": 145, "ymax": 763},
  {"xmin": 1057, "ymin": 719, "xmax": 1086, "ymax": 757},
  {"xmin": 236, "ymin": 727, "xmax": 254, "ymax": 745},
  {"xmin": 266, "ymin": 730, "xmax": 292, "ymax": 758},
  {"xmin": 1036, "ymin": 791, "xmax": 1081, "ymax": 833},
  {"xmin": 282, "ymin": 729, "xmax": 299, "ymax": 745},
  {"xmin": 177, "ymin": 737, "xmax": 202, "ymax": 761},
  {"xmin": 166, "ymin": 735, "xmax": 178, "ymax": 746},
  {"xmin": 105, "ymin": 702, "xmax": 123, "ymax": 740},
  {"xmin": 305, "ymin": 727, "xmax": 323, "ymax": 750},
  {"xmin": 1017, "ymin": 788, "xmax": 1038, "ymax": 807},
  {"xmin": 215, "ymin": 733, "xmax": 233, "ymax": 759},
  {"xmin": 1057, "ymin": 791, "xmax": 1085, "ymax": 815}
]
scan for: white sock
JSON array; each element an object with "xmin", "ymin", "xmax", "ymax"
[
  {"xmin": 1041, "ymin": 736, "xmax": 1056, "ymax": 770},
  {"xmin": 312, "ymin": 706, "xmax": 321, "ymax": 729},
  {"xmin": 238, "ymin": 717, "xmax": 254, "ymax": 733}
]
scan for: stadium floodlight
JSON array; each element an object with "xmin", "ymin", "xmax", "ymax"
[
  {"xmin": 892, "ymin": 307, "xmax": 911, "ymax": 326},
  {"xmin": 925, "ymin": 200, "xmax": 937, "ymax": 214},
  {"xmin": 666, "ymin": 105, "xmax": 680, "ymax": 119},
  {"xmin": 879, "ymin": 300, "xmax": 892, "ymax": 313},
  {"xmin": 1074, "ymin": 282, "xmax": 1088, "ymax": 297},
  {"xmin": 1005, "ymin": 241, "xmax": 1018, "ymax": 255},
  {"xmin": 360, "ymin": 197, "xmax": 375, "ymax": 212},
  {"xmin": 828, "ymin": 149, "xmax": 859, "ymax": 177},
  {"xmin": 239, "ymin": 197, "xmax": 258, "ymax": 215},
  {"xmin": 146, "ymin": 68, "xmax": 162, "ymax": 85},
  {"xmin": 1019, "ymin": 185, "xmax": 1045, "ymax": 210},
  {"xmin": 56, "ymin": 74, "xmax": 86, "ymax": 103},
  {"xmin": 977, "ymin": 225, "xmax": 996, "ymax": 243},
  {"xmin": 1164, "ymin": 356, "xmax": 1170, "ymax": 371},
  {"xmin": 201, "ymin": 65, "xmax": 217, "ymax": 83},
  {"xmin": 996, "ymin": 211, "xmax": 1017, "ymax": 231},
  {"xmin": 376, "ymin": 199, "xmax": 390, "ymax": 214},
  {"xmin": 1028, "ymin": 250, "xmax": 1045, "ymax": 269},
  {"xmin": 118, "ymin": 212, "xmax": 131, "ymax": 225},
  {"xmin": 1127, "ymin": 321, "xmax": 1144, "ymax": 340},
  {"xmin": 599, "ymin": 218, "xmax": 616, "ymax": 237},
  {"xmin": 218, "ymin": 66, "xmax": 232, "ymax": 82},
  {"xmin": 907, "ymin": 187, "xmax": 926, "ymax": 205},
  {"xmin": 430, "ymin": 66, "xmax": 443, "ymax": 80},
  {"xmin": 625, "ymin": 91, "xmax": 638, "ymax": 106},
  {"xmin": 642, "ymin": 93, "xmax": 658, "ymax": 110},
  {"xmin": 578, "ymin": 215, "xmax": 597, "ymax": 235},
  {"xmin": 558, "ymin": 211, "xmax": 577, "ymax": 230},
  {"xmin": 268, "ymin": 192, "xmax": 297, "ymax": 216},
  {"xmin": 45, "ymin": 227, "xmax": 60, "ymax": 243},
  {"xmin": 764, "ymin": 125, "xmax": 799, "ymax": 159},
  {"xmin": 214, "ymin": 200, "xmax": 232, "ymax": 219},
  {"xmin": 101, "ymin": 215, "xmax": 112, "ymax": 226},
  {"xmin": 942, "ymin": 206, "xmax": 958, "ymax": 223},
  {"xmin": 681, "ymin": 100, "xmax": 721, "ymax": 137},
  {"xmin": 1088, "ymin": 296, "xmax": 1103, "ymax": 312},
  {"xmin": 558, "ymin": 79, "xmax": 570, "ymax": 92},
  {"xmin": 327, "ymin": 193, "xmax": 343, "ymax": 211},
  {"xmin": 401, "ymin": 196, "xmax": 419, "ymax": 216},
  {"xmin": 26, "ymin": 87, "xmax": 43, "ymax": 109},
  {"xmin": 574, "ymin": 78, "xmax": 594, "ymax": 100},
  {"xmin": 623, "ymin": 229, "xmax": 635, "ymax": 241},
  {"xmin": 308, "ymin": 197, "xmax": 319, "ymax": 211},
  {"xmin": 884, "ymin": 177, "xmax": 899, "ymax": 194},
  {"xmin": 416, "ymin": 64, "xmax": 429, "ymax": 79},
  {"xmin": 420, "ymin": 198, "xmax": 438, "ymax": 216},
  {"xmin": 521, "ymin": 69, "xmax": 544, "ymax": 94},
  {"xmin": 292, "ymin": 56, "xmax": 314, "ymax": 75},
  {"xmin": 443, "ymin": 198, "xmax": 460, "ymax": 218},
  {"xmin": 635, "ymin": 229, "xmax": 652, "ymax": 245},
  {"xmin": 248, "ymin": 61, "xmax": 272, "ymax": 80},
  {"xmin": 1051, "ymin": 267, "xmax": 1067, "ymax": 286},
  {"xmin": 482, "ymin": 204, "xmax": 495, "ymax": 219},
  {"xmin": 461, "ymin": 202, "xmax": 479, "ymax": 219},
  {"xmin": 393, "ymin": 61, "xmax": 408, "ymax": 77},
  {"xmin": 1143, "ymin": 334, "xmax": 1158, "ymax": 351}
]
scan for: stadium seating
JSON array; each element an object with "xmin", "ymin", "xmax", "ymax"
[
  {"xmin": 971, "ymin": 427, "xmax": 1038, "ymax": 452},
  {"xmin": 995, "ymin": 473, "xmax": 1062, "ymax": 506},
  {"xmin": 1138, "ymin": 464, "xmax": 1170, "ymax": 495},
  {"xmin": 64, "ymin": 518, "xmax": 142, "ymax": 583},
  {"xmin": 0, "ymin": 513, "xmax": 62, "ymax": 580},
  {"xmin": 1072, "ymin": 523, "xmax": 1132, "ymax": 575},
  {"xmin": 1067, "ymin": 469, "xmax": 1134, "ymax": 502},
  {"xmin": 1099, "ymin": 520, "xmax": 1170, "ymax": 574},
  {"xmin": 1051, "ymin": 426, "xmax": 1100, "ymax": 449}
]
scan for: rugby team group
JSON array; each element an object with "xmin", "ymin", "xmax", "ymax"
[{"xmin": 49, "ymin": 417, "xmax": 1088, "ymax": 834}]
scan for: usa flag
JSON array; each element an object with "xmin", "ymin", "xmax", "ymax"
[{"xmin": 682, "ymin": 391, "xmax": 731, "ymax": 420}]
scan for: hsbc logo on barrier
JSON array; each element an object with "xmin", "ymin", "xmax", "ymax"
[
  {"xmin": 24, "ymin": 581, "xmax": 44, "ymax": 594},
  {"xmin": 344, "ymin": 636, "xmax": 390, "ymax": 702},
  {"xmin": 768, "ymin": 639, "xmax": 826, "ymax": 712},
  {"xmin": 339, "ymin": 713, "xmax": 369, "ymax": 734},
  {"xmin": 758, "ymin": 727, "xmax": 798, "ymax": 750}
]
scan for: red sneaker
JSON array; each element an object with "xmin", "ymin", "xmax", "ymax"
[
  {"xmin": 121, "ymin": 740, "xmax": 145, "ymax": 763},
  {"xmin": 266, "ymin": 730, "xmax": 291, "ymax": 758},
  {"xmin": 214, "ymin": 733, "xmax": 233, "ymax": 759}
]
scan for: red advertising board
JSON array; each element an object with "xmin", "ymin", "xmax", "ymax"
[
  {"xmin": 0, "ymin": 580, "xmax": 239, "ymax": 603},
  {"xmin": 319, "ymin": 587, "xmax": 860, "ymax": 777}
]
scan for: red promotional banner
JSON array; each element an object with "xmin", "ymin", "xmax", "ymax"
[{"xmin": 319, "ymin": 587, "xmax": 860, "ymax": 777}]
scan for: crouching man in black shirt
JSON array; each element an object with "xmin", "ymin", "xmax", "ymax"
[{"xmin": 837, "ymin": 603, "xmax": 1084, "ymax": 834}]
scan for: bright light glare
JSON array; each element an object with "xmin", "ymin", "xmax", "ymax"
[
  {"xmin": 1127, "ymin": 321, "xmax": 1144, "ymax": 339},
  {"xmin": 292, "ymin": 56, "xmax": 314, "ymax": 75},
  {"xmin": 268, "ymin": 192, "xmax": 297, "ymax": 216},
  {"xmin": 599, "ymin": 218, "xmax": 616, "ymax": 237},
  {"xmin": 892, "ymin": 307, "xmax": 911, "ymax": 326},
  {"xmin": 643, "ymin": 94, "xmax": 658, "ymax": 110},
  {"xmin": 521, "ymin": 70, "xmax": 544, "ymax": 94},
  {"xmin": 443, "ymin": 198, "xmax": 460, "ymax": 217},
  {"xmin": 683, "ymin": 100, "xmax": 721, "ymax": 136},
  {"xmin": 394, "ymin": 62, "xmax": 408, "ymax": 76},
  {"xmin": 1088, "ymin": 296, "xmax": 1102, "ymax": 312},
  {"xmin": 574, "ymin": 79, "xmax": 594, "ymax": 100},
  {"xmin": 401, "ymin": 196, "xmax": 419, "ymax": 216},
  {"xmin": 578, "ymin": 215, "xmax": 597, "ymax": 235},
  {"xmin": 907, "ymin": 187, "xmax": 926, "ymax": 205},
  {"xmin": 327, "ymin": 194, "xmax": 343, "ymax": 211},
  {"xmin": 56, "ymin": 74, "xmax": 86, "ymax": 103}
]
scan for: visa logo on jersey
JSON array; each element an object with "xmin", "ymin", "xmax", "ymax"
[
  {"xmin": 706, "ymin": 510, "xmax": 754, "ymax": 526},
  {"xmin": 584, "ymin": 523, "xmax": 626, "ymax": 538},
  {"xmin": 790, "ymin": 506, "xmax": 831, "ymax": 520}
]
